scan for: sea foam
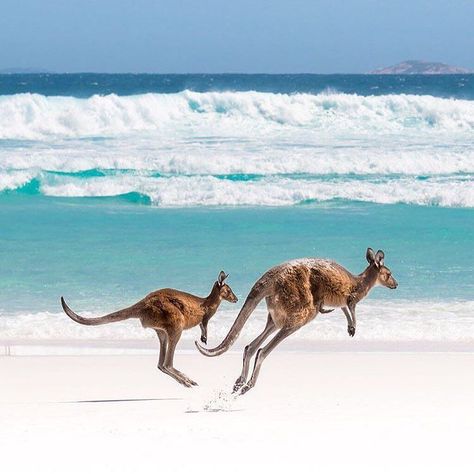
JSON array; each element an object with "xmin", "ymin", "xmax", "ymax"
[
  {"xmin": 1, "ymin": 300, "xmax": 473, "ymax": 348},
  {"xmin": 36, "ymin": 174, "xmax": 474, "ymax": 207},
  {"xmin": 1, "ymin": 91, "xmax": 472, "ymax": 208},
  {"xmin": 0, "ymin": 171, "xmax": 471, "ymax": 207},
  {"xmin": 0, "ymin": 91, "xmax": 473, "ymax": 139}
]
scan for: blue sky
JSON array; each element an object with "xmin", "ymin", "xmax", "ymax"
[{"xmin": 1, "ymin": 0, "xmax": 473, "ymax": 73}]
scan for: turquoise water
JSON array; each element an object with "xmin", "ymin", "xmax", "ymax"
[
  {"xmin": 0, "ymin": 74, "xmax": 472, "ymax": 346},
  {"xmin": 1, "ymin": 197, "xmax": 472, "ymax": 309}
]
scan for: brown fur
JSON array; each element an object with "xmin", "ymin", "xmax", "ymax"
[
  {"xmin": 196, "ymin": 249, "xmax": 398, "ymax": 394},
  {"xmin": 61, "ymin": 271, "xmax": 237, "ymax": 387}
]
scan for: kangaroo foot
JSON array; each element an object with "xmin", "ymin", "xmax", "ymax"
[
  {"xmin": 178, "ymin": 377, "xmax": 195, "ymax": 388},
  {"xmin": 161, "ymin": 366, "xmax": 196, "ymax": 387},
  {"xmin": 183, "ymin": 377, "xmax": 198, "ymax": 387},
  {"xmin": 239, "ymin": 382, "xmax": 254, "ymax": 396},
  {"xmin": 174, "ymin": 369, "xmax": 198, "ymax": 387},
  {"xmin": 348, "ymin": 325, "xmax": 356, "ymax": 337},
  {"xmin": 232, "ymin": 376, "xmax": 245, "ymax": 393},
  {"xmin": 171, "ymin": 372, "xmax": 193, "ymax": 388},
  {"xmin": 177, "ymin": 374, "xmax": 198, "ymax": 387},
  {"xmin": 172, "ymin": 373, "xmax": 195, "ymax": 388}
]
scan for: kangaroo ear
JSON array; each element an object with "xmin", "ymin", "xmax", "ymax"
[
  {"xmin": 375, "ymin": 250, "xmax": 385, "ymax": 268},
  {"xmin": 217, "ymin": 271, "xmax": 227, "ymax": 285},
  {"xmin": 366, "ymin": 248, "xmax": 376, "ymax": 264}
]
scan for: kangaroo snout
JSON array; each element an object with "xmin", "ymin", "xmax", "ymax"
[{"xmin": 387, "ymin": 277, "xmax": 398, "ymax": 289}]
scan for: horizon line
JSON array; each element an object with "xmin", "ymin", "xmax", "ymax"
[{"xmin": 1, "ymin": 71, "xmax": 473, "ymax": 76}]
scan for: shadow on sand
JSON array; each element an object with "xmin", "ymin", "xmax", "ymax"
[{"xmin": 63, "ymin": 397, "xmax": 182, "ymax": 404}]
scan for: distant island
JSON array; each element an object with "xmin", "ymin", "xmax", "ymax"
[{"xmin": 370, "ymin": 60, "xmax": 471, "ymax": 75}]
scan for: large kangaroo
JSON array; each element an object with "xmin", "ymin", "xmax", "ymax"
[
  {"xmin": 61, "ymin": 271, "xmax": 237, "ymax": 387},
  {"xmin": 196, "ymin": 249, "xmax": 397, "ymax": 394}
]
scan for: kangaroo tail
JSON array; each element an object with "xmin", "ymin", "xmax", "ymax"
[
  {"xmin": 60, "ymin": 297, "xmax": 139, "ymax": 326},
  {"xmin": 195, "ymin": 277, "xmax": 270, "ymax": 357}
]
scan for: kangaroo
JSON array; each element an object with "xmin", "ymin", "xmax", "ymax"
[
  {"xmin": 195, "ymin": 249, "xmax": 397, "ymax": 394},
  {"xmin": 61, "ymin": 271, "xmax": 238, "ymax": 387}
]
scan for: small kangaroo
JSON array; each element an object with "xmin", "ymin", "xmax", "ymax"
[
  {"xmin": 196, "ymin": 248, "xmax": 397, "ymax": 394},
  {"xmin": 61, "ymin": 271, "xmax": 238, "ymax": 387}
]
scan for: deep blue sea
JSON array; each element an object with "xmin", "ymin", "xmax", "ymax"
[{"xmin": 0, "ymin": 74, "xmax": 472, "ymax": 349}]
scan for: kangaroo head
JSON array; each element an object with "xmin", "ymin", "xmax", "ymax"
[
  {"xmin": 216, "ymin": 271, "xmax": 238, "ymax": 303},
  {"xmin": 366, "ymin": 248, "xmax": 398, "ymax": 289}
]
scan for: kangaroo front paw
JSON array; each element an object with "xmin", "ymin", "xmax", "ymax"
[
  {"xmin": 348, "ymin": 325, "xmax": 356, "ymax": 337},
  {"xmin": 200, "ymin": 335, "xmax": 207, "ymax": 344}
]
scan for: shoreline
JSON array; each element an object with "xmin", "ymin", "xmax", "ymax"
[{"xmin": 1, "ymin": 338, "xmax": 474, "ymax": 355}]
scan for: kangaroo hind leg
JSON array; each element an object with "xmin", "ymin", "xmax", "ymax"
[
  {"xmin": 240, "ymin": 324, "xmax": 299, "ymax": 395},
  {"xmin": 155, "ymin": 329, "xmax": 196, "ymax": 387},
  {"xmin": 164, "ymin": 329, "xmax": 198, "ymax": 388},
  {"xmin": 233, "ymin": 313, "xmax": 276, "ymax": 393},
  {"xmin": 155, "ymin": 329, "xmax": 168, "ymax": 368}
]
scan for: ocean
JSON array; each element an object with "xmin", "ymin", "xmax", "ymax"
[{"xmin": 0, "ymin": 74, "xmax": 472, "ymax": 351}]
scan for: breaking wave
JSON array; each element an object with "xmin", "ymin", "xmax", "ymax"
[
  {"xmin": 0, "ymin": 91, "xmax": 474, "ymax": 139},
  {"xmin": 0, "ymin": 170, "xmax": 472, "ymax": 207},
  {"xmin": 1, "ymin": 91, "xmax": 472, "ymax": 208}
]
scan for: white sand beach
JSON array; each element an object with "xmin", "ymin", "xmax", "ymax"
[
  {"xmin": 1, "ymin": 350, "xmax": 472, "ymax": 473},
  {"xmin": 1, "ymin": 2, "xmax": 473, "ymax": 474}
]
